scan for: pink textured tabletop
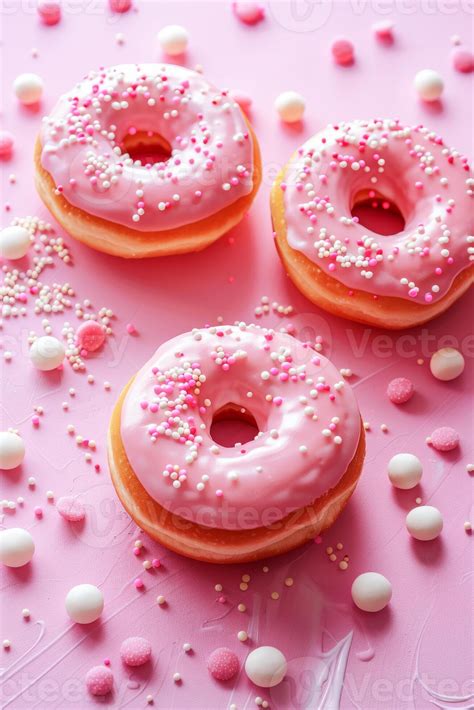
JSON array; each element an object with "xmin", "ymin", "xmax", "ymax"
[{"xmin": 1, "ymin": 2, "xmax": 473, "ymax": 708}]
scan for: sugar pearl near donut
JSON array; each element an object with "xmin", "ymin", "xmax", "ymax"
[
  {"xmin": 387, "ymin": 453, "xmax": 422, "ymax": 489},
  {"xmin": 0, "ymin": 226, "xmax": 31, "ymax": 260},
  {"xmin": 0, "ymin": 431, "xmax": 25, "ymax": 470},
  {"xmin": 29, "ymin": 336, "xmax": 65, "ymax": 371},
  {"xmin": 351, "ymin": 572, "xmax": 392, "ymax": 612},
  {"xmin": 13, "ymin": 73, "xmax": 44, "ymax": 105},
  {"xmin": 0, "ymin": 131, "xmax": 14, "ymax": 159},
  {"xmin": 430, "ymin": 348, "xmax": 465, "ymax": 381},
  {"xmin": 56, "ymin": 496, "xmax": 85, "ymax": 522},
  {"xmin": 406, "ymin": 506, "xmax": 443, "ymax": 541},
  {"xmin": 207, "ymin": 647, "xmax": 240, "ymax": 681},
  {"xmin": 245, "ymin": 646, "xmax": 287, "ymax": 688},
  {"xmin": 120, "ymin": 636, "xmax": 151, "ymax": 666},
  {"xmin": 85, "ymin": 666, "xmax": 113, "ymax": 696},
  {"xmin": 414, "ymin": 69, "xmax": 444, "ymax": 101},
  {"xmin": 429, "ymin": 426, "xmax": 459, "ymax": 452},
  {"xmin": 75, "ymin": 321, "xmax": 105, "ymax": 352},
  {"xmin": 37, "ymin": 0, "xmax": 61, "ymax": 25},
  {"xmin": 0, "ymin": 528, "xmax": 35, "ymax": 567},
  {"xmin": 387, "ymin": 377, "xmax": 414, "ymax": 404},
  {"xmin": 65, "ymin": 584, "xmax": 104, "ymax": 624},
  {"xmin": 275, "ymin": 91, "xmax": 305, "ymax": 123},
  {"xmin": 157, "ymin": 25, "xmax": 189, "ymax": 55},
  {"xmin": 452, "ymin": 47, "xmax": 474, "ymax": 73},
  {"xmin": 232, "ymin": 2, "xmax": 265, "ymax": 25},
  {"xmin": 331, "ymin": 37, "xmax": 354, "ymax": 65}
]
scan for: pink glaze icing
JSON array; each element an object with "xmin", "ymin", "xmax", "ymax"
[
  {"xmin": 120, "ymin": 324, "xmax": 361, "ymax": 531},
  {"xmin": 280, "ymin": 119, "xmax": 474, "ymax": 304},
  {"xmin": 39, "ymin": 64, "xmax": 255, "ymax": 231}
]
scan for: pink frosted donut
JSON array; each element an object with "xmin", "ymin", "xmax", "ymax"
[
  {"xmin": 36, "ymin": 64, "xmax": 261, "ymax": 258},
  {"xmin": 271, "ymin": 119, "xmax": 474, "ymax": 329},
  {"xmin": 85, "ymin": 665, "xmax": 113, "ymax": 696},
  {"xmin": 120, "ymin": 636, "xmax": 152, "ymax": 666},
  {"xmin": 108, "ymin": 324, "xmax": 365, "ymax": 562},
  {"xmin": 207, "ymin": 647, "xmax": 240, "ymax": 680}
]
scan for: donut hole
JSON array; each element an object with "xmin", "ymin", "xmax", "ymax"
[
  {"xmin": 120, "ymin": 129, "xmax": 172, "ymax": 166},
  {"xmin": 210, "ymin": 403, "xmax": 260, "ymax": 448},
  {"xmin": 351, "ymin": 190, "xmax": 405, "ymax": 236}
]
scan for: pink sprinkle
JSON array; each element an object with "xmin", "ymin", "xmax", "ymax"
[
  {"xmin": 120, "ymin": 636, "xmax": 152, "ymax": 666},
  {"xmin": 218, "ymin": 595, "xmax": 227, "ymax": 603},
  {"xmin": 34, "ymin": 506, "xmax": 43, "ymax": 518},
  {"xmin": 85, "ymin": 666, "xmax": 114, "ymax": 696},
  {"xmin": 331, "ymin": 37, "xmax": 354, "ymax": 66},
  {"xmin": 372, "ymin": 20, "xmax": 394, "ymax": 40},
  {"xmin": 133, "ymin": 548, "xmax": 141, "ymax": 556},
  {"xmin": 430, "ymin": 426, "xmax": 460, "ymax": 452},
  {"xmin": 232, "ymin": 1, "xmax": 264, "ymax": 25},
  {"xmin": 387, "ymin": 377, "xmax": 414, "ymax": 404},
  {"xmin": 207, "ymin": 647, "xmax": 240, "ymax": 681},
  {"xmin": 126, "ymin": 323, "xmax": 137, "ymax": 335},
  {"xmin": 134, "ymin": 577, "xmax": 144, "ymax": 590},
  {"xmin": 452, "ymin": 47, "xmax": 474, "ymax": 73},
  {"xmin": 32, "ymin": 415, "xmax": 40, "ymax": 427},
  {"xmin": 0, "ymin": 131, "xmax": 14, "ymax": 158},
  {"xmin": 230, "ymin": 91, "xmax": 252, "ymax": 113},
  {"xmin": 37, "ymin": 0, "xmax": 61, "ymax": 25},
  {"xmin": 152, "ymin": 558, "xmax": 161, "ymax": 568},
  {"xmin": 216, "ymin": 489, "xmax": 223, "ymax": 497},
  {"xmin": 103, "ymin": 658, "xmax": 111, "ymax": 666},
  {"xmin": 56, "ymin": 496, "xmax": 86, "ymax": 522},
  {"xmin": 75, "ymin": 321, "xmax": 106, "ymax": 352},
  {"xmin": 109, "ymin": 0, "xmax": 131, "ymax": 12}
]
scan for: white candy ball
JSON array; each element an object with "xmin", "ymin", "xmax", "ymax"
[
  {"xmin": 351, "ymin": 572, "xmax": 392, "ymax": 612},
  {"xmin": 0, "ymin": 431, "xmax": 25, "ymax": 470},
  {"xmin": 13, "ymin": 73, "xmax": 44, "ymax": 105},
  {"xmin": 29, "ymin": 336, "xmax": 65, "ymax": 371},
  {"xmin": 274, "ymin": 91, "xmax": 305, "ymax": 123},
  {"xmin": 387, "ymin": 453, "xmax": 422, "ymax": 490},
  {"xmin": 406, "ymin": 505, "xmax": 443, "ymax": 541},
  {"xmin": 65, "ymin": 584, "xmax": 104, "ymax": 624},
  {"xmin": 430, "ymin": 348, "xmax": 465, "ymax": 381},
  {"xmin": 157, "ymin": 25, "xmax": 189, "ymax": 55},
  {"xmin": 245, "ymin": 646, "xmax": 287, "ymax": 688},
  {"xmin": 0, "ymin": 528, "xmax": 35, "ymax": 567},
  {"xmin": 414, "ymin": 69, "xmax": 444, "ymax": 102},
  {"xmin": 0, "ymin": 226, "xmax": 31, "ymax": 260}
]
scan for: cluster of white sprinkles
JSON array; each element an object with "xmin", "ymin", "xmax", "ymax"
[
  {"xmin": 136, "ymin": 324, "xmax": 349, "ymax": 498},
  {"xmin": 281, "ymin": 119, "xmax": 473, "ymax": 303}
]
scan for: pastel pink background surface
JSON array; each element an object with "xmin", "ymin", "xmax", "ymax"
[{"xmin": 1, "ymin": 2, "xmax": 473, "ymax": 708}]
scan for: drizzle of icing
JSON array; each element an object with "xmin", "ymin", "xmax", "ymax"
[
  {"xmin": 281, "ymin": 119, "xmax": 473, "ymax": 303},
  {"xmin": 40, "ymin": 64, "xmax": 254, "ymax": 231}
]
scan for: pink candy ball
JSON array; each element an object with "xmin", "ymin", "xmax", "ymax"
[
  {"xmin": 430, "ymin": 426, "xmax": 460, "ymax": 452},
  {"xmin": 331, "ymin": 37, "xmax": 354, "ymax": 65},
  {"xmin": 56, "ymin": 496, "xmax": 85, "ymax": 522},
  {"xmin": 109, "ymin": 0, "xmax": 131, "ymax": 12},
  {"xmin": 452, "ymin": 47, "xmax": 474, "ymax": 73},
  {"xmin": 207, "ymin": 647, "xmax": 240, "ymax": 681},
  {"xmin": 387, "ymin": 377, "xmax": 414, "ymax": 404},
  {"xmin": 85, "ymin": 665, "xmax": 113, "ymax": 696},
  {"xmin": 372, "ymin": 20, "xmax": 394, "ymax": 40},
  {"xmin": 0, "ymin": 131, "xmax": 14, "ymax": 158},
  {"xmin": 75, "ymin": 321, "xmax": 106, "ymax": 352},
  {"xmin": 232, "ymin": 2, "xmax": 264, "ymax": 25},
  {"xmin": 37, "ymin": 0, "xmax": 61, "ymax": 25},
  {"xmin": 120, "ymin": 636, "xmax": 152, "ymax": 666},
  {"xmin": 230, "ymin": 91, "xmax": 253, "ymax": 113}
]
